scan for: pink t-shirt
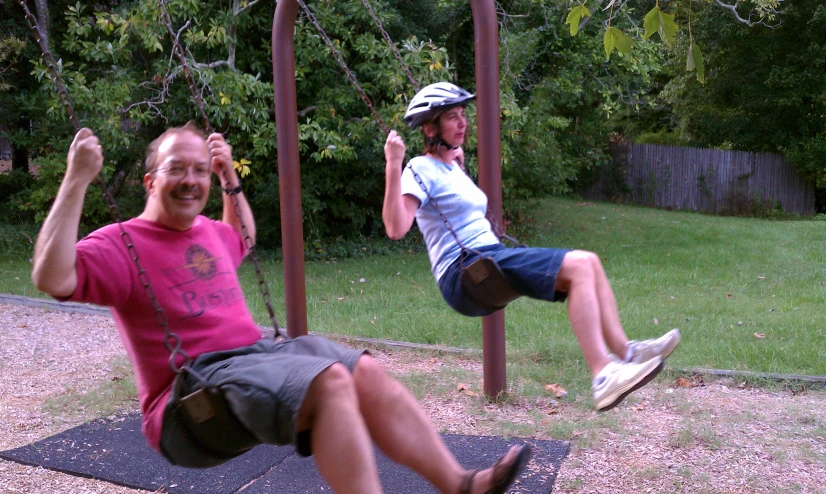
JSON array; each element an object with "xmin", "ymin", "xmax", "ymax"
[{"xmin": 66, "ymin": 216, "xmax": 263, "ymax": 450}]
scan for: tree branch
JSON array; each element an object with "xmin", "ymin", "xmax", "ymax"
[
  {"xmin": 712, "ymin": 0, "xmax": 784, "ymax": 28},
  {"xmin": 236, "ymin": 0, "xmax": 262, "ymax": 16}
]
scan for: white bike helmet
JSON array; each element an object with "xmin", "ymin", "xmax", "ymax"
[{"xmin": 404, "ymin": 82, "xmax": 475, "ymax": 130}]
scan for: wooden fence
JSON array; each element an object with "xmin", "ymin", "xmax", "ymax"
[{"xmin": 580, "ymin": 143, "xmax": 815, "ymax": 215}]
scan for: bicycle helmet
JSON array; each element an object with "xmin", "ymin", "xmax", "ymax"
[{"xmin": 404, "ymin": 82, "xmax": 475, "ymax": 130}]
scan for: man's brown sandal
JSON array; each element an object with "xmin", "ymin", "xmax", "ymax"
[{"xmin": 459, "ymin": 444, "xmax": 532, "ymax": 494}]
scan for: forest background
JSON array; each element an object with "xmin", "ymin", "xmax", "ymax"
[{"xmin": 1, "ymin": 0, "xmax": 824, "ymax": 254}]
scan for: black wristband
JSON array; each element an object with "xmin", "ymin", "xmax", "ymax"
[{"xmin": 222, "ymin": 182, "xmax": 243, "ymax": 195}]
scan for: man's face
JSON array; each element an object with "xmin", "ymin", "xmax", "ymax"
[{"xmin": 144, "ymin": 131, "xmax": 211, "ymax": 230}]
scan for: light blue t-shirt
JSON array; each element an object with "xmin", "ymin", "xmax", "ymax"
[{"xmin": 401, "ymin": 155, "xmax": 500, "ymax": 281}]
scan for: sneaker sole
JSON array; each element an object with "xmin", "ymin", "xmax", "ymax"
[{"xmin": 596, "ymin": 359, "xmax": 664, "ymax": 412}]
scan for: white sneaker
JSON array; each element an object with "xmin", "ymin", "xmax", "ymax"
[
  {"xmin": 593, "ymin": 356, "xmax": 663, "ymax": 411},
  {"xmin": 625, "ymin": 329, "xmax": 681, "ymax": 363}
]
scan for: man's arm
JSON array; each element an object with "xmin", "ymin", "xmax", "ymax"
[
  {"xmin": 31, "ymin": 128, "xmax": 103, "ymax": 298},
  {"xmin": 382, "ymin": 131, "xmax": 419, "ymax": 240},
  {"xmin": 208, "ymin": 133, "xmax": 256, "ymax": 248}
]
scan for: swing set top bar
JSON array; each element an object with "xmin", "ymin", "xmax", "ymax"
[{"xmin": 271, "ymin": 0, "xmax": 507, "ymax": 396}]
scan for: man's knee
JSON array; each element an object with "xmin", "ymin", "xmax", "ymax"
[
  {"xmin": 299, "ymin": 363, "xmax": 358, "ymax": 424},
  {"xmin": 314, "ymin": 363, "xmax": 357, "ymax": 398},
  {"xmin": 353, "ymin": 355, "xmax": 405, "ymax": 401},
  {"xmin": 353, "ymin": 354, "xmax": 383, "ymax": 382}
]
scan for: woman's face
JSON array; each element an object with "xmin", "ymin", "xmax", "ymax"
[{"xmin": 434, "ymin": 106, "xmax": 468, "ymax": 148}]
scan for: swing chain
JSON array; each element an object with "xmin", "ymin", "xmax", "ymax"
[
  {"xmin": 18, "ymin": 0, "xmax": 80, "ymax": 130},
  {"xmin": 157, "ymin": 0, "xmax": 284, "ymax": 337},
  {"xmin": 359, "ymin": 0, "xmax": 420, "ymax": 91},
  {"xmin": 157, "ymin": 0, "xmax": 213, "ymax": 134},
  {"xmin": 408, "ymin": 165, "xmax": 475, "ymax": 263},
  {"xmin": 297, "ymin": 0, "xmax": 388, "ymax": 133},
  {"xmin": 220, "ymin": 168, "xmax": 284, "ymax": 337},
  {"xmin": 18, "ymin": 0, "xmax": 193, "ymax": 373}
]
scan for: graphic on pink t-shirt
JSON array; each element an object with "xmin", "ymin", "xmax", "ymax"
[{"xmin": 68, "ymin": 216, "xmax": 263, "ymax": 450}]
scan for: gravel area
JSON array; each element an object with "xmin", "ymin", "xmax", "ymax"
[{"xmin": 1, "ymin": 302, "xmax": 825, "ymax": 493}]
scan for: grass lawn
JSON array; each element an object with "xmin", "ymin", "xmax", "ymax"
[{"xmin": 2, "ymin": 197, "xmax": 825, "ymax": 400}]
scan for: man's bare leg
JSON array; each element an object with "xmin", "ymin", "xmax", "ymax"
[
  {"xmin": 353, "ymin": 356, "xmax": 525, "ymax": 494},
  {"xmin": 297, "ymin": 363, "xmax": 382, "ymax": 494}
]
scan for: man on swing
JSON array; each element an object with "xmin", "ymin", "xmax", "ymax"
[{"xmin": 31, "ymin": 124, "xmax": 530, "ymax": 494}]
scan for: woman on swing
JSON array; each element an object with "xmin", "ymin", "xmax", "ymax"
[{"xmin": 382, "ymin": 82, "xmax": 681, "ymax": 411}]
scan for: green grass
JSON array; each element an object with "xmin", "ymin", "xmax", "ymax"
[{"xmin": 3, "ymin": 197, "xmax": 826, "ymax": 395}]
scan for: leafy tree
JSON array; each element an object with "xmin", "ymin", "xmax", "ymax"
[
  {"xmin": 1, "ymin": 0, "xmax": 669, "ymax": 244},
  {"xmin": 659, "ymin": 1, "xmax": 826, "ymax": 187}
]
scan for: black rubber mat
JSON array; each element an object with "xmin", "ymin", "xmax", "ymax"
[{"xmin": 1, "ymin": 413, "xmax": 569, "ymax": 493}]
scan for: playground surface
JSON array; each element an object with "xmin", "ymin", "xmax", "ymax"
[{"xmin": 1, "ymin": 301, "xmax": 825, "ymax": 493}]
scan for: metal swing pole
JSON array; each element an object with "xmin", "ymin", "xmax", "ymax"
[
  {"xmin": 272, "ymin": 0, "xmax": 308, "ymax": 337},
  {"xmin": 469, "ymin": 0, "xmax": 507, "ymax": 398},
  {"xmin": 272, "ymin": 0, "xmax": 507, "ymax": 396}
]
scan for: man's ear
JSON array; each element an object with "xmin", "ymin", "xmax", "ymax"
[{"xmin": 142, "ymin": 173, "xmax": 154, "ymax": 195}]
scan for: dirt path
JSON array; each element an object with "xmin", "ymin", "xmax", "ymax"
[{"xmin": 1, "ymin": 303, "xmax": 824, "ymax": 493}]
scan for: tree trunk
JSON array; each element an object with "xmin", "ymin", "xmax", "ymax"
[{"xmin": 10, "ymin": 119, "xmax": 29, "ymax": 173}]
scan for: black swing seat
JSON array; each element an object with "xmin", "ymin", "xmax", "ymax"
[
  {"xmin": 161, "ymin": 371, "xmax": 260, "ymax": 468},
  {"xmin": 461, "ymin": 256, "xmax": 523, "ymax": 313}
]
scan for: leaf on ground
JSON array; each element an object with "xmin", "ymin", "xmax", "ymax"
[
  {"xmin": 753, "ymin": 332, "xmax": 767, "ymax": 339},
  {"xmin": 457, "ymin": 382, "xmax": 469, "ymax": 391},
  {"xmin": 632, "ymin": 403, "xmax": 647, "ymax": 411},
  {"xmin": 544, "ymin": 383, "xmax": 568, "ymax": 398},
  {"xmin": 676, "ymin": 377, "xmax": 693, "ymax": 388},
  {"xmin": 653, "ymin": 317, "xmax": 659, "ymax": 325}
]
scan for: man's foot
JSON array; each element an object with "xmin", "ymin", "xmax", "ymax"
[
  {"xmin": 459, "ymin": 444, "xmax": 532, "ymax": 494},
  {"xmin": 592, "ymin": 357, "xmax": 663, "ymax": 411},
  {"xmin": 625, "ymin": 329, "xmax": 681, "ymax": 363}
]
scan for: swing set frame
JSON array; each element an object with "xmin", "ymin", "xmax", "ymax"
[
  {"xmin": 272, "ymin": 0, "xmax": 510, "ymax": 397},
  {"xmin": 19, "ymin": 0, "xmax": 512, "ymax": 399}
]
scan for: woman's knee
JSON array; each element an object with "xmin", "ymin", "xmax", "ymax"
[{"xmin": 559, "ymin": 250, "xmax": 599, "ymax": 283}]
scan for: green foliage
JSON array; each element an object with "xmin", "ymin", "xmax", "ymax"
[
  {"xmin": 603, "ymin": 26, "xmax": 635, "ymax": 60},
  {"xmin": 565, "ymin": 5, "xmax": 591, "ymax": 36},
  {"xmin": 0, "ymin": 35, "xmax": 25, "ymax": 92},
  {"xmin": 662, "ymin": 1, "xmax": 826, "ymax": 185},
  {"xmin": 643, "ymin": 6, "xmax": 679, "ymax": 45},
  {"xmin": 2, "ymin": 0, "xmax": 663, "ymax": 245},
  {"xmin": 492, "ymin": 0, "xmax": 665, "ymax": 208},
  {"xmin": 685, "ymin": 42, "xmax": 704, "ymax": 84}
]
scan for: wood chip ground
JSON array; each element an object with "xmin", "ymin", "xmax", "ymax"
[{"xmin": 1, "ymin": 303, "xmax": 824, "ymax": 493}]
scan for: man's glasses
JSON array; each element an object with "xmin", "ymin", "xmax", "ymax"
[{"xmin": 159, "ymin": 165, "xmax": 211, "ymax": 178}]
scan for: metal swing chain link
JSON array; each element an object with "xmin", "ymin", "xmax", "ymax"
[
  {"xmin": 157, "ymin": 0, "xmax": 213, "ymax": 134},
  {"xmin": 297, "ymin": 0, "xmax": 388, "ymax": 132},
  {"xmin": 18, "ymin": 0, "xmax": 191, "ymax": 373},
  {"xmin": 18, "ymin": 1, "xmax": 79, "ymax": 129},
  {"xmin": 408, "ymin": 166, "xmax": 475, "ymax": 265},
  {"xmin": 157, "ymin": 0, "xmax": 284, "ymax": 337},
  {"xmin": 359, "ymin": 0, "xmax": 420, "ymax": 91}
]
